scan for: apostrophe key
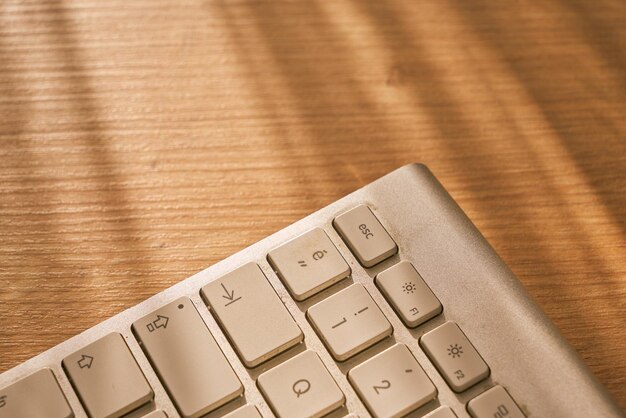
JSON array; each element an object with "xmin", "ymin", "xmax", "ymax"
[
  {"xmin": 201, "ymin": 263, "xmax": 303, "ymax": 367},
  {"xmin": 62, "ymin": 333, "xmax": 153, "ymax": 418},
  {"xmin": 132, "ymin": 297, "xmax": 243, "ymax": 418},
  {"xmin": 333, "ymin": 205, "xmax": 397, "ymax": 267},
  {"xmin": 348, "ymin": 344, "xmax": 437, "ymax": 418},
  {"xmin": 0, "ymin": 369, "xmax": 73, "ymax": 418}
]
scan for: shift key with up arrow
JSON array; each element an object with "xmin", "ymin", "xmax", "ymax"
[{"xmin": 63, "ymin": 333, "xmax": 153, "ymax": 418}]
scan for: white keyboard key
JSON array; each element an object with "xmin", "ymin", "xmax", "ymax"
[
  {"xmin": 63, "ymin": 333, "xmax": 153, "ymax": 418},
  {"xmin": 375, "ymin": 261, "xmax": 442, "ymax": 327},
  {"xmin": 307, "ymin": 284, "xmax": 392, "ymax": 361},
  {"xmin": 468, "ymin": 386, "xmax": 526, "ymax": 418},
  {"xmin": 223, "ymin": 405, "xmax": 262, "ymax": 418},
  {"xmin": 348, "ymin": 344, "xmax": 436, "ymax": 418},
  {"xmin": 268, "ymin": 228, "xmax": 351, "ymax": 301},
  {"xmin": 420, "ymin": 321, "xmax": 490, "ymax": 392},
  {"xmin": 423, "ymin": 406, "xmax": 458, "ymax": 418},
  {"xmin": 143, "ymin": 411, "xmax": 167, "ymax": 418},
  {"xmin": 257, "ymin": 350, "xmax": 344, "ymax": 418},
  {"xmin": 333, "ymin": 205, "xmax": 397, "ymax": 267},
  {"xmin": 201, "ymin": 263, "xmax": 303, "ymax": 367},
  {"xmin": 0, "ymin": 369, "xmax": 73, "ymax": 418},
  {"xmin": 133, "ymin": 298, "xmax": 243, "ymax": 418}
]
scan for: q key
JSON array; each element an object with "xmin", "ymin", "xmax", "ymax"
[{"xmin": 258, "ymin": 350, "xmax": 344, "ymax": 418}]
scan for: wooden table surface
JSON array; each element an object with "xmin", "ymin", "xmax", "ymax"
[{"xmin": 1, "ymin": 0, "xmax": 625, "ymax": 410}]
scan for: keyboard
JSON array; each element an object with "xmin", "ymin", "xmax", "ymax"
[{"xmin": 0, "ymin": 163, "xmax": 622, "ymax": 418}]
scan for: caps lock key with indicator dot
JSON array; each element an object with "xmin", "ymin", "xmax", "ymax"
[
  {"xmin": 333, "ymin": 205, "xmax": 397, "ymax": 267},
  {"xmin": 133, "ymin": 297, "xmax": 243, "ymax": 418},
  {"xmin": 63, "ymin": 332, "xmax": 153, "ymax": 418}
]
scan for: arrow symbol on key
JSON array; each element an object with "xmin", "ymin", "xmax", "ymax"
[
  {"xmin": 221, "ymin": 283, "xmax": 242, "ymax": 306},
  {"xmin": 154, "ymin": 315, "xmax": 169, "ymax": 330},
  {"xmin": 78, "ymin": 354, "xmax": 94, "ymax": 369}
]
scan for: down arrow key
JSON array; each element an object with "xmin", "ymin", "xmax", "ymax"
[{"xmin": 220, "ymin": 282, "xmax": 242, "ymax": 307}]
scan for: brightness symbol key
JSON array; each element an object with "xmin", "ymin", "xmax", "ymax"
[
  {"xmin": 375, "ymin": 261, "xmax": 442, "ymax": 328},
  {"xmin": 420, "ymin": 321, "xmax": 490, "ymax": 392}
]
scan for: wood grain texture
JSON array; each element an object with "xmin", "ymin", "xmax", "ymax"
[{"xmin": 0, "ymin": 0, "xmax": 625, "ymax": 410}]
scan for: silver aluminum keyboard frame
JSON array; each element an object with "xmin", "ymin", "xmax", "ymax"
[{"xmin": 1, "ymin": 163, "xmax": 622, "ymax": 418}]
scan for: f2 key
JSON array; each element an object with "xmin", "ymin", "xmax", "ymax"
[{"xmin": 420, "ymin": 321, "xmax": 490, "ymax": 392}]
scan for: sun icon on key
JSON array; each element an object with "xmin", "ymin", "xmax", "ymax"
[
  {"xmin": 402, "ymin": 282, "xmax": 416, "ymax": 294},
  {"xmin": 447, "ymin": 344, "xmax": 463, "ymax": 358}
]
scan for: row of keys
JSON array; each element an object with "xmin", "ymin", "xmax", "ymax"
[
  {"xmin": 0, "ymin": 364, "xmax": 523, "ymax": 418},
  {"xmin": 0, "ymin": 367, "xmax": 167, "ymax": 418},
  {"xmin": 0, "ymin": 205, "xmax": 525, "ymax": 418},
  {"xmin": 254, "ymin": 340, "xmax": 522, "ymax": 418},
  {"xmin": 268, "ymin": 205, "xmax": 398, "ymax": 304}
]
